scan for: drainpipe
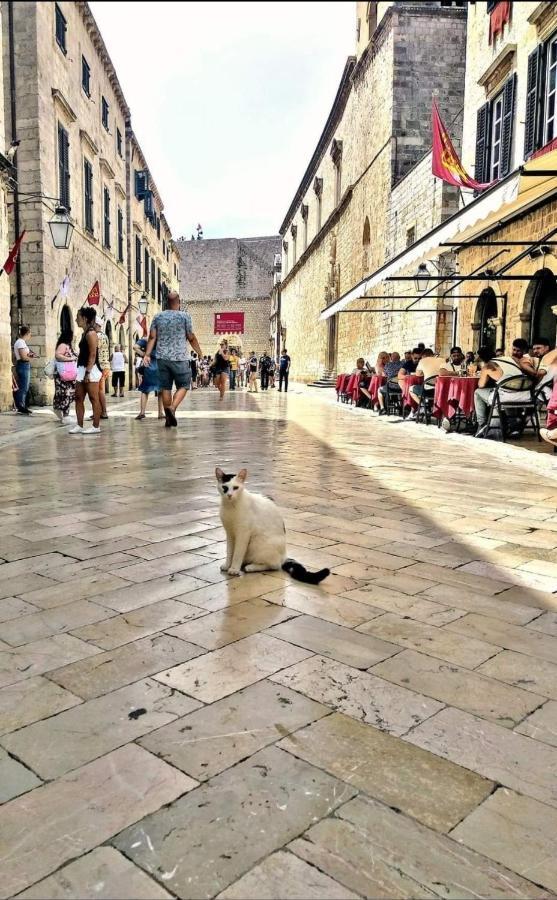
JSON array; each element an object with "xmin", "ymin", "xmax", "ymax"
[{"xmin": 7, "ymin": 1, "xmax": 22, "ymax": 322}]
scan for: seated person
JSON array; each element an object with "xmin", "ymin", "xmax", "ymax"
[
  {"xmin": 407, "ymin": 349, "xmax": 445, "ymax": 417},
  {"xmin": 531, "ymin": 337, "xmax": 555, "ymax": 404},
  {"xmin": 465, "ymin": 351, "xmax": 476, "ymax": 366},
  {"xmin": 373, "ymin": 351, "xmax": 390, "ymax": 375},
  {"xmin": 474, "ymin": 339, "xmax": 540, "ymax": 438},
  {"xmin": 377, "ymin": 352, "xmax": 403, "ymax": 413},
  {"xmin": 440, "ymin": 346, "xmax": 466, "ymax": 376},
  {"xmin": 351, "ymin": 357, "xmax": 372, "ymax": 376},
  {"xmin": 398, "ymin": 347, "xmax": 422, "ymax": 380}
]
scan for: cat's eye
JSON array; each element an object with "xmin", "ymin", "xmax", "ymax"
[{"xmin": 233, "ymin": 486, "xmax": 238, "ymax": 491}]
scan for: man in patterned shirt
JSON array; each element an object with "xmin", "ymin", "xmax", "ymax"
[{"xmin": 143, "ymin": 292, "xmax": 203, "ymax": 427}]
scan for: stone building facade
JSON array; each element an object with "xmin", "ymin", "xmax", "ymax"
[
  {"xmin": 0, "ymin": 1, "xmax": 180, "ymax": 408},
  {"xmin": 0, "ymin": 2, "xmax": 12, "ymax": 410},
  {"xmin": 279, "ymin": 1, "xmax": 467, "ymax": 383},
  {"xmin": 454, "ymin": 1, "xmax": 557, "ymax": 354},
  {"xmin": 178, "ymin": 236, "xmax": 280, "ymax": 357}
]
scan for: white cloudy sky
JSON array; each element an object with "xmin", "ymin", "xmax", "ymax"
[{"xmin": 89, "ymin": 1, "xmax": 354, "ymax": 240}]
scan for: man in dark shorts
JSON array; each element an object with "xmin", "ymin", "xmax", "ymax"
[{"xmin": 143, "ymin": 291, "xmax": 203, "ymax": 427}]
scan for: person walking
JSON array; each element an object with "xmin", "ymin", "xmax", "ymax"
[
  {"xmin": 94, "ymin": 318, "xmax": 110, "ymax": 419},
  {"xmin": 69, "ymin": 306, "xmax": 102, "ymax": 434},
  {"xmin": 53, "ymin": 328, "xmax": 77, "ymax": 424},
  {"xmin": 238, "ymin": 353, "xmax": 247, "ymax": 388},
  {"xmin": 110, "ymin": 344, "xmax": 127, "ymax": 397},
  {"xmin": 248, "ymin": 350, "xmax": 258, "ymax": 392},
  {"xmin": 134, "ymin": 337, "xmax": 164, "ymax": 420},
  {"xmin": 278, "ymin": 348, "xmax": 291, "ymax": 392},
  {"xmin": 259, "ymin": 351, "xmax": 272, "ymax": 390},
  {"xmin": 229, "ymin": 347, "xmax": 238, "ymax": 390},
  {"xmin": 213, "ymin": 340, "xmax": 230, "ymax": 401},
  {"xmin": 143, "ymin": 290, "xmax": 203, "ymax": 427},
  {"xmin": 13, "ymin": 325, "xmax": 37, "ymax": 414}
]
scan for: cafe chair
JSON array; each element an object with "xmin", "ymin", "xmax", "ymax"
[
  {"xmin": 416, "ymin": 375, "xmax": 438, "ymax": 425},
  {"xmin": 385, "ymin": 377, "xmax": 402, "ymax": 416},
  {"xmin": 483, "ymin": 373, "xmax": 541, "ymax": 442}
]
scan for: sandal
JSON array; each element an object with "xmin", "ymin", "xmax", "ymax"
[
  {"xmin": 135, "ymin": 413, "xmax": 146, "ymax": 420},
  {"xmin": 540, "ymin": 428, "xmax": 557, "ymax": 446}
]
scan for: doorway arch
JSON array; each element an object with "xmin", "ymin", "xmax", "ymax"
[
  {"xmin": 475, "ymin": 288, "xmax": 498, "ymax": 353},
  {"xmin": 528, "ymin": 268, "xmax": 557, "ymax": 345}
]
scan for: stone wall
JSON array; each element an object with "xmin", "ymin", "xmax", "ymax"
[
  {"xmin": 0, "ymin": 1, "xmax": 10, "ymax": 410},
  {"xmin": 186, "ymin": 297, "xmax": 273, "ymax": 359}
]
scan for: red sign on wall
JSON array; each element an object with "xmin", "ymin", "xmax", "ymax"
[{"xmin": 214, "ymin": 312, "xmax": 244, "ymax": 334}]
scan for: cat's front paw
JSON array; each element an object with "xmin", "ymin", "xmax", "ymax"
[
  {"xmin": 227, "ymin": 567, "xmax": 241, "ymax": 576},
  {"xmin": 220, "ymin": 563, "xmax": 230, "ymax": 573}
]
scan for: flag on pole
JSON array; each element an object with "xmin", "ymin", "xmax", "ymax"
[
  {"xmin": 136, "ymin": 314, "xmax": 148, "ymax": 337},
  {"xmin": 86, "ymin": 280, "xmax": 100, "ymax": 305},
  {"xmin": 2, "ymin": 231, "xmax": 25, "ymax": 275},
  {"xmin": 432, "ymin": 100, "xmax": 495, "ymax": 192},
  {"xmin": 118, "ymin": 302, "xmax": 130, "ymax": 325},
  {"xmin": 105, "ymin": 301, "xmax": 114, "ymax": 321}
]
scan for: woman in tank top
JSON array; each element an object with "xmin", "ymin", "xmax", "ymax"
[
  {"xmin": 69, "ymin": 306, "xmax": 103, "ymax": 434},
  {"xmin": 213, "ymin": 340, "xmax": 230, "ymax": 401}
]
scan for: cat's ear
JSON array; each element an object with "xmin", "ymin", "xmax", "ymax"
[
  {"xmin": 237, "ymin": 468, "xmax": 248, "ymax": 483},
  {"xmin": 215, "ymin": 467, "xmax": 224, "ymax": 482}
]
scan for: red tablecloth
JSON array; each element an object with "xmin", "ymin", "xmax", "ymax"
[
  {"xmin": 447, "ymin": 376, "xmax": 479, "ymax": 419},
  {"xmin": 337, "ymin": 374, "xmax": 350, "ymax": 396},
  {"xmin": 401, "ymin": 374, "xmax": 423, "ymax": 410},
  {"xmin": 433, "ymin": 376, "xmax": 452, "ymax": 419},
  {"xmin": 336, "ymin": 374, "xmax": 345, "ymax": 393},
  {"xmin": 345, "ymin": 373, "xmax": 360, "ymax": 403},
  {"xmin": 547, "ymin": 380, "xmax": 557, "ymax": 429},
  {"xmin": 367, "ymin": 374, "xmax": 386, "ymax": 406}
]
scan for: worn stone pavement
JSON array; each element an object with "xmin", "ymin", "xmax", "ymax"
[{"xmin": 1, "ymin": 386, "xmax": 557, "ymax": 899}]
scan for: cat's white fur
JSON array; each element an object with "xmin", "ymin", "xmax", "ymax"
[{"xmin": 216, "ymin": 467, "xmax": 286, "ymax": 576}]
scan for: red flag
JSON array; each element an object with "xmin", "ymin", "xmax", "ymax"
[
  {"xmin": 118, "ymin": 302, "xmax": 130, "ymax": 325},
  {"xmin": 432, "ymin": 100, "xmax": 495, "ymax": 192},
  {"xmin": 136, "ymin": 314, "xmax": 148, "ymax": 337},
  {"xmin": 86, "ymin": 280, "xmax": 100, "ymax": 306},
  {"xmin": 2, "ymin": 231, "xmax": 25, "ymax": 275}
]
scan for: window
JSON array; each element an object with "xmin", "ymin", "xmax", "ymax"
[
  {"xmin": 331, "ymin": 139, "xmax": 343, "ymax": 205},
  {"xmin": 524, "ymin": 37, "xmax": 557, "ymax": 158},
  {"xmin": 290, "ymin": 225, "xmax": 297, "ymax": 265},
  {"xmin": 406, "ymin": 225, "xmax": 416, "ymax": 248},
  {"xmin": 101, "ymin": 96, "xmax": 109, "ymax": 131},
  {"xmin": 151, "ymin": 259, "xmax": 156, "ymax": 299},
  {"xmin": 156, "ymin": 216, "xmax": 160, "ymax": 239},
  {"xmin": 116, "ymin": 128, "xmax": 123, "ymax": 158},
  {"xmin": 157, "ymin": 266, "xmax": 162, "ymax": 302},
  {"xmin": 103, "ymin": 186, "xmax": 111, "ymax": 250},
  {"xmin": 82, "ymin": 56, "xmax": 91, "ymax": 97},
  {"xmin": 84, "ymin": 159, "xmax": 93, "ymax": 234},
  {"xmin": 162, "ymin": 239, "xmax": 166, "ymax": 256},
  {"xmin": 55, "ymin": 4, "xmax": 67, "ymax": 54},
  {"xmin": 135, "ymin": 170, "xmax": 148, "ymax": 199},
  {"xmin": 301, "ymin": 204, "xmax": 308, "ymax": 251},
  {"xmin": 58, "ymin": 124, "xmax": 70, "ymax": 210},
  {"xmin": 117, "ymin": 207, "xmax": 124, "ymax": 263},
  {"xmin": 474, "ymin": 73, "xmax": 516, "ymax": 182},
  {"xmin": 144, "ymin": 248, "xmax": 149, "ymax": 292},
  {"xmin": 313, "ymin": 176, "xmax": 323, "ymax": 232},
  {"xmin": 135, "ymin": 235, "xmax": 142, "ymax": 284}
]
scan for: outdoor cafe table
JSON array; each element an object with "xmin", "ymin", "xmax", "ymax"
[
  {"xmin": 434, "ymin": 374, "xmax": 479, "ymax": 420},
  {"xmin": 368, "ymin": 374, "xmax": 386, "ymax": 405},
  {"xmin": 401, "ymin": 374, "xmax": 423, "ymax": 411}
]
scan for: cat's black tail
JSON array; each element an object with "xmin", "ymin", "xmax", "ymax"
[{"xmin": 282, "ymin": 558, "xmax": 330, "ymax": 585}]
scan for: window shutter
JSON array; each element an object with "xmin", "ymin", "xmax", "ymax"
[
  {"xmin": 58, "ymin": 125, "xmax": 70, "ymax": 210},
  {"xmin": 524, "ymin": 45, "xmax": 545, "ymax": 159},
  {"xmin": 500, "ymin": 72, "xmax": 516, "ymax": 177},
  {"xmin": 474, "ymin": 102, "xmax": 490, "ymax": 184}
]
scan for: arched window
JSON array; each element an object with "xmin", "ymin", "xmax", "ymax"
[
  {"xmin": 59, "ymin": 304, "xmax": 73, "ymax": 339},
  {"xmin": 118, "ymin": 325, "xmax": 126, "ymax": 347},
  {"xmin": 529, "ymin": 268, "xmax": 557, "ymax": 345},
  {"xmin": 362, "ymin": 217, "xmax": 371, "ymax": 276}
]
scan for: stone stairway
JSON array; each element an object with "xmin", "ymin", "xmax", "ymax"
[{"xmin": 308, "ymin": 368, "xmax": 337, "ymax": 388}]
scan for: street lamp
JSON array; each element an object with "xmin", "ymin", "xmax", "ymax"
[
  {"xmin": 137, "ymin": 293, "xmax": 149, "ymax": 315},
  {"xmin": 47, "ymin": 206, "xmax": 74, "ymax": 250},
  {"xmin": 413, "ymin": 262, "xmax": 431, "ymax": 294},
  {"xmin": 273, "ymin": 253, "xmax": 282, "ymax": 359}
]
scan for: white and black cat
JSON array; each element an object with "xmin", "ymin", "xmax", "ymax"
[{"xmin": 215, "ymin": 467, "xmax": 330, "ymax": 584}]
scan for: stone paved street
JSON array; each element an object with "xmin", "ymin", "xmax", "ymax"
[{"xmin": 1, "ymin": 388, "xmax": 557, "ymax": 898}]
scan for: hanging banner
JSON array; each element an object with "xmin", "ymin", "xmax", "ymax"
[
  {"xmin": 432, "ymin": 100, "xmax": 495, "ymax": 192},
  {"xmin": 86, "ymin": 280, "xmax": 100, "ymax": 305},
  {"xmin": 214, "ymin": 312, "xmax": 244, "ymax": 334}
]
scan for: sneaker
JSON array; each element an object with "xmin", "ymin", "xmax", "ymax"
[
  {"xmin": 378, "ymin": 409, "xmax": 388, "ymax": 416},
  {"xmin": 83, "ymin": 426, "xmax": 101, "ymax": 435},
  {"xmin": 474, "ymin": 425, "xmax": 488, "ymax": 439},
  {"xmin": 164, "ymin": 407, "xmax": 177, "ymax": 427},
  {"xmin": 405, "ymin": 411, "xmax": 417, "ymax": 421},
  {"xmin": 16, "ymin": 407, "xmax": 30, "ymax": 415},
  {"xmin": 441, "ymin": 417, "xmax": 452, "ymax": 433},
  {"xmin": 24, "ymin": 407, "xmax": 33, "ymax": 414},
  {"xmin": 540, "ymin": 427, "xmax": 557, "ymax": 446},
  {"xmin": 68, "ymin": 425, "xmax": 84, "ymax": 434}
]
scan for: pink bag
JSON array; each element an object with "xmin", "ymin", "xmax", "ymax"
[{"xmin": 56, "ymin": 360, "xmax": 77, "ymax": 382}]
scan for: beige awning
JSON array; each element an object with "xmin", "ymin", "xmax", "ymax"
[{"xmin": 320, "ymin": 150, "xmax": 557, "ymax": 321}]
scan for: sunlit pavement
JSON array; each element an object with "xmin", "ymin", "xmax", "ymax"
[{"xmin": 1, "ymin": 385, "xmax": 557, "ymax": 899}]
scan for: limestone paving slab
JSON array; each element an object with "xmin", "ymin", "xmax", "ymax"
[
  {"xmin": 341, "ymin": 587, "xmax": 466, "ymax": 626},
  {"xmin": 72, "ymin": 597, "xmax": 208, "ymax": 650},
  {"xmin": 139, "ymin": 679, "xmax": 328, "ymax": 781},
  {"xmin": 170, "ymin": 573, "xmax": 287, "ymax": 612},
  {"xmin": 515, "ymin": 700, "xmax": 557, "ymax": 747},
  {"xmin": 216, "ymin": 850, "xmax": 359, "ymax": 900},
  {"xmin": 422, "ymin": 584, "xmax": 542, "ymax": 625},
  {"xmin": 113, "ymin": 745, "xmax": 357, "ymax": 900},
  {"xmin": 1, "ymin": 677, "xmax": 202, "ymax": 779},
  {"xmin": 265, "ymin": 614, "xmax": 400, "ymax": 669},
  {"xmin": 15, "ymin": 573, "xmax": 133, "ymax": 611},
  {"xmin": 451, "ymin": 788, "xmax": 557, "ymax": 894},
  {"xmin": 0, "ymin": 596, "xmax": 39, "ymax": 623},
  {"xmin": 0, "ymin": 633, "xmax": 101, "ymax": 689},
  {"xmin": 358, "ymin": 613, "xmax": 499, "ymax": 668},
  {"xmin": 528, "ymin": 611, "xmax": 557, "ymax": 636},
  {"xmin": 278, "ymin": 711, "xmax": 493, "ymax": 832},
  {"xmin": 154, "ymin": 633, "xmax": 313, "ymax": 703},
  {"xmin": 0, "ymin": 599, "xmax": 117, "ymax": 647},
  {"xmin": 262, "ymin": 584, "xmax": 379, "ymax": 627},
  {"xmin": 47, "ymin": 632, "xmax": 204, "ymax": 699},
  {"xmin": 0, "ymin": 744, "xmax": 196, "ymax": 899},
  {"xmin": 167, "ymin": 597, "xmax": 299, "ymax": 650},
  {"xmin": 16, "ymin": 848, "xmax": 173, "ymax": 899},
  {"xmin": 0, "ymin": 747, "xmax": 42, "ymax": 803},
  {"xmin": 477, "ymin": 650, "xmax": 557, "ymax": 700},
  {"xmin": 373, "ymin": 648, "xmax": 545, "ymax": 727},
  {"xmin": 0, "ymin": 675, "xmax": 81, "ymax": 736},
  {"xmin": 270, "ymin": 654, "xmax": 443, "ymax": 736},
  {"xmin": 406, "ymin": 706, "xmax": 557, "ymax": 808},
  {"xmin": 445, "ymin": 613, "xmax": 557, "ymax": 664}
]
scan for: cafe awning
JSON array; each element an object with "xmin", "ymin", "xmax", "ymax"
[{"xmin": 320, "ymin": 150, "xmax": 557, "ymax": 321}]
